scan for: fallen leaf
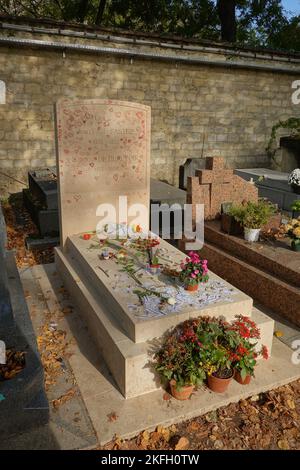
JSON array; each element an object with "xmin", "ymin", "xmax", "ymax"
[
  {"xmin": 52, "ymin": 388, "xmax": 76, "ymax": 409},
  {"xmin": 163, "ymin": 392, "xmax": 171, "ymax": 401},
  {"xmin": 277, "ymin": 439, "xmax": 290, "ymax": 450},
  {"xmin": 175, "ymin": 436, "xmax": 189, "ymax": 450},
  {"xmin": 107, "ymin": 412, "xmax": 118, "ymax": 422},
  {"xmin": 274, "ymin": 330, "xmax": 283, "ymax": 338},
  {"xmin": 286, "ymin": 399, "xmax": 295, "ymax": 410}
]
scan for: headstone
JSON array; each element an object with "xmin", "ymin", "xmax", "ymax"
[
  {"xmin": 187, "ymin": 157, "xmax": 258, "ymax": 220},
  {"xmin": 55, "ymin": 99, "xmax": 151, "ymax": 246},
  {"xmin": 179, "ymin": 158, "xmax": 206, "ymax": 190}
]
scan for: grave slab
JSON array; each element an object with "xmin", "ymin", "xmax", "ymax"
[
  {"xmin": 235, "ymin": 168, "xmax": 300, "ymax": 211},
  {"xmin": 64, "ymin": 233, "xmax": 253, "ymax": 343},
  {"xmin": 56, "ymin": 248, "xmax": 273, "ymax": 400}
]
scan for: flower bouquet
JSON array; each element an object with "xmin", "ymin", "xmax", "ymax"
[
  {"xmin": 179, "ymin": 251, "xmax": 209, "ymax": 292},
  {"xmin": 284, "ymin": 217, "xmax": 300, "ymax": 251},
  {"xmin": 288, "ymin": 169, "xmax": 300, "ymax": 194}
]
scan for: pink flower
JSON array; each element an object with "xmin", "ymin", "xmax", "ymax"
[
  {"xmin": 194, "ymin": 269, "xmax": 199, "ymax": 274},
  {"xmin": 191, "ymin": 273, "xmax": 196, "ymax": 278}
]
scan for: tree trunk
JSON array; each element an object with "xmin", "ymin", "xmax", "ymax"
[
  {"xmin": 217, "ymin": 0, "xmax": 236, "ymax": 42},
  {"xmin": 77, "ymin": 0, "xmax": 90, "ymax": 22},
  {"xmin": 95, "ymin": 0, "xmax": 107, "ymax": 25}
]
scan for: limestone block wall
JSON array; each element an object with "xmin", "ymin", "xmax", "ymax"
[{"xmin": 1, "ymin": 19, "xmax": 300, "ymax": 195}]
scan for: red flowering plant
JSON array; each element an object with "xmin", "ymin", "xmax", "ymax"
[
  {"xmin": 179, "ymin": 251, "xmax": 209, "ymax": 287},
  {"xmin": 154, "ymin": 320, "xmax": 206, "ymax": 390},
  {"xmin": 225, "ymin": 315, "xmax": 269, "ymax": 381}
]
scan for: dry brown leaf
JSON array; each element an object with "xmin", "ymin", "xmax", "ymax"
[
  {"xmin": 277, "ymin": 439, "xmax": 290, "ymax": 450},
  {"xmin": 274, "ymin": 330, "xmax": 284, "ymax": 338},
  {"xmin": 52, "ymin": 388, "xmax": 76, "ymax": 409},
  {"xmin": 175, "ymin": 436, "xmax": 190, "ymax": 450},
  {"xmin": 286, "ymin": 399, "xmax": 296, "ymax": 410},
  {"xmin": 62, "ymin": 306, "xmax": 73, "ymax": 315},
  {"xmin": 107, "ymin": 412, "xmax": 118, "ymax": 422},
  {"xmin": 163, "ymin": 392, "xmax": 171, "ymax": 401}
]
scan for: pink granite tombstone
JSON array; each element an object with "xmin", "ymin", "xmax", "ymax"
[{"xmin": 55, "ymin": 99, "xmax": 151, "ymax": 246}]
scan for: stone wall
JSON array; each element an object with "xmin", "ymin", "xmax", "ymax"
[{"xmin": 1, "ymin": 18, "xmax": 300, "ymax": 195}]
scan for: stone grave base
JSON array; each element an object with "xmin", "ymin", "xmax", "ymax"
[
  {"xmin": 67, "ymin": 337, "xmax": 300, "ymax": 445},
  {"xmin": 55, "ymin": 234, "xmax": 274, "ymax": 398},
  {"xmin": 198, "ymin": 221, "xmax": 300, "ymax": 327},
  {"xmin": 25, "ymin": 262, "xmax": 300, "ymax": 446},
  {"xmin": 234, "ymin": 168, "xmax": 300, "ymax": 212}
]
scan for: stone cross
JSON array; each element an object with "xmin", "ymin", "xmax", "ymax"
[{"xmin": 187, "ymin": 157, "xmax": 258, "ymax": 220}]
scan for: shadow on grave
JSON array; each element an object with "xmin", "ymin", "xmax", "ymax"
[
  {"xmin": 44, "ymin": 260, "xmax": 123, "ymax": 393},
  {"xmin": 0, "ymin": 205, "xmax": 59, "ymax": 449}
]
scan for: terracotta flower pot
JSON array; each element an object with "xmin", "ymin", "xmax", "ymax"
[
  {"xmin": 234, "ymin": 370, "xmax": 251, "ymax": 385},
  {"xmin": 185, "ymin": 284, "xmax": 198, "ymax": 292},
  {"xmin": 148, "ymin": 264, "xmax": 161, "ymax": 274},
  {"xmin": 169, "ymin": 379, "xmax": 194, "ymax": 400},
  {"xmin": 207, "ymin": 371, "xmax": 233, "ymax": 393}
]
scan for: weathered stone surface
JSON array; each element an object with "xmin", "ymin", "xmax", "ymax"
[
  {"xmin": 63, "ymin": 233, "xmax": 253, "ymax": 343},
  {"xmin": 188, "ymin": 157, "xmax": 258, "ymax": 220},
  {"xmin": 55, "ymin": 244, "xmax": 274, "ymax": 399},
  {"xmin": 0, "ymin": 206, "xmax": 49, "ymax": 436},
  {"xmin": 199, "ymin": 241, "xmax": 300, "ymax": 327},
  {"xmin": 55, "ymin": 99, "xmax": 151, "ymax": 245},
  {"xmin": 0, "ymin": 22, "xmax": 299, "ymax": 195}
]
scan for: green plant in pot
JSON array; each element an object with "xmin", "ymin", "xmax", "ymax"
[
  {"xmin": 229, "ymin": 200, "xmax": 276, "ymax": 243},
  {"xmin": 153, "ymin": 322, "xmax": 206, "ymax": 400},
  {"xmin": 192, "ymin": 317, "xmax": 233, "ymax": 393},
  {"xmin": 179, "ymin": 251, "xmax": 209, "ymax": 292},
  {"xmin": 227, "ymin": 315, "xmax": 269, "ymax": 385},
  {"xmin": 284, "ymin": 217, "xmax": 300, "ymax": 252},
  {"xmin": 291, "ymin": 200, "xmax": 300, "ymax": 219}
]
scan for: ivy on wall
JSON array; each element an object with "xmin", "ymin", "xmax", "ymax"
[{"xmin": 266, "ymin": 117, "xmax": 300, "ymax": 159}]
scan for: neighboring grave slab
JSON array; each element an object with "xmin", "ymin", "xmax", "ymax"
[
  {"xmin": 235, "ymin": 168, "xmax": 300, "ymax": 211},
  {"xmin": 55, "ymin": 99, "xmax": 151, "ymax": 246}
]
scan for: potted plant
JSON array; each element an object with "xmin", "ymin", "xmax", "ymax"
[
  {"xmin": 202, "ymin": 343, "xmax": 233, "ymax": 393},
  {"xmin": 154, "ymin": 322, "xmax": 206, "ymax": 400},
  {"xmin": 288, "ymin": 169, "xmax": 300, "ymax": 195},
  {"xmin": 225, "ymin": 315, "xmax": 268, "ymax": 384},
  {"xmin": 221, "ymin": 202, "xmax": 243, "ymax": 235},
  {"xmin": 229, "ymin": 200, "xmax": 276, "ymax": 242},
  {"xmin": 284, "ymin": 217, "xmax": 300, "ymax": 251},
  {"xmin": 179, "ymin": 251, "xmax": 209, "ymax": 292},
  {"xmin": 191, "ymin": 317, "xmax": 233, "ymax": 393},
  {"xmin": 290, "ymin": 200, "xmax": 300, "ymax": 219}
]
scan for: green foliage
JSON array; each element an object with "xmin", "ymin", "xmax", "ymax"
[
  {"xmin": 291, "ymin": 200, "xmax": 300, "ymax": 212},
  {"xmin": 229, "ymin": 200, "xmax": 276, "ymax": 229},
  {"xmin": 0, "ymin": 0, "xmax": 299, "ymax": 51},
  {"xmin": 266, "ymin": 117, "xmax": 300, "ymax": 158}
]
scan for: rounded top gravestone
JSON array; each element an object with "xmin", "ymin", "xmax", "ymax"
[{"xmin": 55, "ymin": 99, "xmax": 151, "ymax": 246}]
